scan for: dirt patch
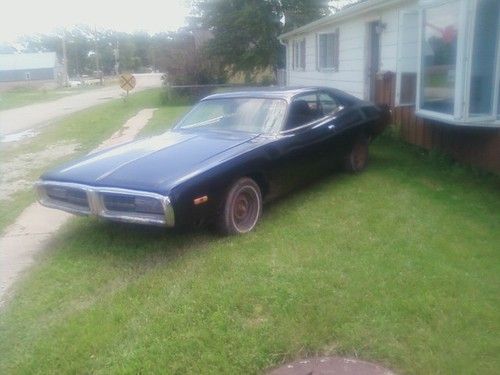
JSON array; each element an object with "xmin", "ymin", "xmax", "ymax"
[
  {"xmin": 268, "ymin": 357, "xmax": 395, "ymax": 375},
  {"xmin": 0, "ymin": 141, "xmax": 80, "ymax": 201},
  {"xmin": 94, "ymin": 107, "xmax": 157, "ymax": 151}
]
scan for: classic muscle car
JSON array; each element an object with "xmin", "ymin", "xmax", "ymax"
[{"xmin": 36, "ymin": 87, "xmax": 390, "ymax": 234}]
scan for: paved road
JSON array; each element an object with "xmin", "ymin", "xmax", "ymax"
[{"xmin": 0, "ymin": 73, "xmax": 163, "ymax": 139}]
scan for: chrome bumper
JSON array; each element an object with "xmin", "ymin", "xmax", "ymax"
[{"xmin": 35, "ymin": 181, "xmax": 175, "ymax": 227}]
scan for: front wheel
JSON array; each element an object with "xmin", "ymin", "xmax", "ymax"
[
  {"xmin": 344, "ymin": 135, "xmax": 369, "ymax": 172},
  {"xmin": 217, "ymin": 177, "xmax": 262, "ymax": 235}
]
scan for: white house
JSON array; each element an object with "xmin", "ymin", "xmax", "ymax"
[
  {"xmin": 278, "ymin": 0, "xmax": 500, "ymax": 173},
  {"xmin": 279, "ymin": 0, "xmax": 500, "ymax": 126}
]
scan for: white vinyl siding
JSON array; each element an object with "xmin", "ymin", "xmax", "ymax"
[{"xmin": 286, "ymin": 5, "xmax": 402, "ymax": 100}]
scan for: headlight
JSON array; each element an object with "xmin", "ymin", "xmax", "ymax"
[{"xmin": 134, "ymin": 196, "xmax": 165, "ymax": 215}]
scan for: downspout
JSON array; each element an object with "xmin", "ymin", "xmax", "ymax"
[{"xmin": 279, "ymin": 38, "xmax": 288, "ymax": 86}]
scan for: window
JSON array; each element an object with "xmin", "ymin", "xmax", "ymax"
[
  {"xmin": 498, "ymin": 80, "xmax": 500, "ymax": 117},
  {"xmin": 318, "ymin": 92, "xmax": 340, "ymax": 115},
  {"xmin": 420, "ymin": 2, "xmax": 459, "ymax": 115},
  {"xmin": 396, "ymin": 11, "xmax": 418, "ymax": 105},
  {"xmin": 284, "ymin": 92, "xmax": 341, "ymax": 130},
  {"xmin": 468, "ymin": 0, "xmax": 499, "ymax": 117},
  {"xmin": 175, "ymin": 98, "xmax": 287, "ymax": 135},
  {"xmin": 285, "ymin": 93, "xmax": 322, "ymax": 130},
  {"xmin": 292, "ymin": 38, "xmax": 306, "ymax": 70},
  {"xmin": 317, "ymin": 30, "xmax": 339, "ymax": 70}
]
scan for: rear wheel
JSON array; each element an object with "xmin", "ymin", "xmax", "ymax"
[
  {"xmin": 344, "ymin": 135, "xmax": 369, "ymax": 172},
  {"xmin": 217, "ymin": 177, "xmax": 262, "ymax": 235}
]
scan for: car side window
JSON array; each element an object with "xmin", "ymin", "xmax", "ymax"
[
  {"xmin": 318, "ymin": 92, "xmax": 340, "ymax": 116},
  {"xmin": 284, "ymin": 93, "xmax": 323, "ymax": 130}
]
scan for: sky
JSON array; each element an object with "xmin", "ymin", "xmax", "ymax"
[
  {"xmin": 0, "ymin": 0, "xmax": 192, "ymax": 43},
  {"xmin": 1, "ymin": 0, "xmax": 357, "ymax": 44}
]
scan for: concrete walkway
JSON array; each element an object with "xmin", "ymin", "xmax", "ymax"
[
  {"xmin": 0, "ymin": 73, "xmax": 162, "ymax": 139},
  {"xmin": 0, "ymin": 108, "xmax": 157, "ymax": 308}
]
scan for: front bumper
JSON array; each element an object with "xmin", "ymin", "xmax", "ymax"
[{"xmin": 35, "ymin": 180, "xmax": 175, "ymax": 227}]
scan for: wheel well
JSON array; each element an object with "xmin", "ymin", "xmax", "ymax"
[{"xmin": 245, "ymin": 172, "xmax": 269, "ymax": 198}]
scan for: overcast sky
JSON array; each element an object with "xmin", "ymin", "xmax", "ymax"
[
  {"xmin": 1, "ymin": 0, "xmax": 357, "ymax": 44},
  {"xmin": 0, "ymin": 0, "xmax": 192, "ymax": 43}
]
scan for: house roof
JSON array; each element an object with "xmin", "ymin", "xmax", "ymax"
[
  {"xmin": 0, "ymin": 52, "xmax": 57, "ymax": 71},
  {"xmin": 278, "ymin": 0, "xmax": 407, "ymax": 40}
]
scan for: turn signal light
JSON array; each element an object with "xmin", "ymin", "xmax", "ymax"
[{"xmin": 194, "ymin": 196, "xmax": 208, "ymax": 205}]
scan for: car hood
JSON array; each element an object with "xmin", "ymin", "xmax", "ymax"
[{"xmin": 42, "ymin": 130, "xmax": 260, "ymax": 193}]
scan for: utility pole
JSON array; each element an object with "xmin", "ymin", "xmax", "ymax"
[
  {"xmin": 94, "ymin": 26, "xmax": 103, "ymax": 85},
  {"xmin": 61, "ymin": 31, "xmax": 69, "ymax": 87},
  {"xmin": 114, "ymin": 40, "xmax": 120, "ymax": 76}
]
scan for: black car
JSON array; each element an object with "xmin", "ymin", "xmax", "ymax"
[{"xmin": 36, "ymin": 87, "xmax": 390, "ymax": 234}]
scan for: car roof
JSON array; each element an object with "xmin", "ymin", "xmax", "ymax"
[{"xmin": 202, "ymin": 86, "xmax": 362, "ymax": 103}]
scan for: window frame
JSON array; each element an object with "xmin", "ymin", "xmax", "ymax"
[
  {"xmin": 395, "ymin": 9, "xmax": 419, "ymax": 106},
  {"xmin": 316, "ymin": 29, "xmax": 340, "ymax": 71},
  {"xmin": 281, "ymin": 91, "xmax": 341, "ymax": 133},
  {"xmin": 415, "ymin": 0, "xmax": 500, "ymax": 127},
  {"xmin": 292, "ymin": 38, "xmax": 306, "ymax": 71},
  {"xmin": 463, "ymin": 0, "xmax": 500, "ymax": 122}
]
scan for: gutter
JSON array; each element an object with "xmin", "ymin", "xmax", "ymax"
[{"xmin": 278, "ymin": 0, "xmax": 408, "ymax": 40}]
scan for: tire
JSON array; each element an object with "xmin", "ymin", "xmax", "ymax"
[
  {"xmin": 217, "ymin": 177, "xmax": 262, "ymax": 235},
  {"xmin": 344, "ymin": 135, "xmax": 369, "ymax": 172}
]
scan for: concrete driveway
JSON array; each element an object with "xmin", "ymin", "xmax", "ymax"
[{"xmin": 0, "ymin": 73, "xmax": 163, "ymax": 140}]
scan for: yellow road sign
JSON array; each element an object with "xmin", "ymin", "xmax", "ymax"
[{"xmin": 119, "ymin": 73, "xmax": 136, "ymax": 92}]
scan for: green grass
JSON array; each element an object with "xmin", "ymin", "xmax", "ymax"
[
  {"xmin": 139, "ymin": 104, "xmax": 189, "ymax": 137},
  {"xmin": 0, "ymin": 87, "xmax": 75, "ymax": 111},
  {"xmin": 1, "ymin": 135, "xmax": 498, "ymax": 374},
  {"xmin": 0, "ymin": 89, "xmax": 167, "ymax": 232}
]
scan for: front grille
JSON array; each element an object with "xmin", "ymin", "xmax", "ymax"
[
  {"xmin": 45, "ymin": 186, "xmax": 89, "ymax": 208},
  {"xmin": 37, "ymin": 181, "xmax": 174, "ymax": 227}
]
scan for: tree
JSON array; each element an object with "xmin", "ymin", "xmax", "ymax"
[
  {"xmin": 158, "ymin": 30, "xmax": 226, "ymax": 85},
  {"xmin": 194, "ymin": 0, "xmax": 331, "ymax": 76},
  {"xmin": 281, "ymin": 0, "xmax": 331, "ymax": 32}
]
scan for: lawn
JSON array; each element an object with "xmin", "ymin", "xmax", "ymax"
[
  {"xmin": 0, "ymin": 88, "xmax": 184, "ymax": 232},
  {"xmin": 0, "ymin": 128, "xmax": 498, "ymax": 374}
]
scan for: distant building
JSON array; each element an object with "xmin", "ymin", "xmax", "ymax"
[{"xmin": 0, "ymin": 52, "xmax": 62, "ymax": 88}]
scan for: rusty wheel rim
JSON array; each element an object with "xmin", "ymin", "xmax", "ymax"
[
  {"xmin": 352, "ymin": 142, "xmax": 368, "ymax": 170},
  {"xmin": 231, "ymin": 186, "xmax": 260, "ymax": 232}
]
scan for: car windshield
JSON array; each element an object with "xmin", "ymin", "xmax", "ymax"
[{"xmin": 174, "ymin": 98, "xmax": 287, "ymax": 134}]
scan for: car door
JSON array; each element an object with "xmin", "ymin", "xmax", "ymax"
[
  {"xmin": 281, "ymin": 91, "xmax": 344, "ymax": 159},
  {"xmin": 265, "ymin": 92, "xmax": 340, "ymax": 196}
]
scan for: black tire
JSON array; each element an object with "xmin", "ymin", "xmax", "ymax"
[
  {"xmin": 217, "ymin": 177, "xmax": 262, "ymax": 235},
  {"xmin": 344, "ymin": 135, "xmax": 369, "ymax": 172}
]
